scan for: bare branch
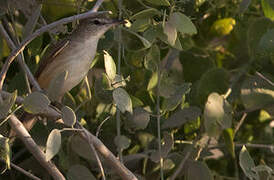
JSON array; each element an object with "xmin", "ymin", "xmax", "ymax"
[
  {"xmin": 9, "ymin": 115, "xmax": 65, "ymax": 180},
  {"xmin": 0, "ymin": 22, "xmax": 41, "ymax": 91},
  {"xmin": 91, "ymin": 0, "xmax": 106, "ymax": 12}
]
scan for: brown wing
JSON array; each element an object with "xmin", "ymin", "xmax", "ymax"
[{"xmin": 35, "ymin": 38, "xmax": 70, "ymax": 78}]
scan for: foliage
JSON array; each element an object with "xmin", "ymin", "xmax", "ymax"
[{"xmin": 0, "ymin": 0, "xmax": 274, "ymax": 179}]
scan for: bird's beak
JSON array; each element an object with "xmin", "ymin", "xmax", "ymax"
[{"xmin": 110, "ymin": 19, "xmax": 126, "ymax": 25}]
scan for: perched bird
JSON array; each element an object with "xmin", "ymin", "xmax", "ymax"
[{"xmin": 11, "ymin": 16, "xmax": 124, "ymax": 135}]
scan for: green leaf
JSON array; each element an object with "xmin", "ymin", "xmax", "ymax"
[
  {"xmin": 0, "ymin": 135, "xmax": 10, "ymax": 170},
  {"xmin": 239, "ymin": 0, "xmax": 251, "ymax": 14},
  {"xmin": 67, "ymin": 164, "xmax": 96, "ymax": 180},
  {"xmin": 147, "ymin": 72, "xmax": 158, "ymax": 91},
  {"xmin": 130, "ymin": 8, "xmax": 161, "ymax": 20},
  {"xmin": 144, "ymin": 0, "xmax": 170, "ymax": 6},
  {"xmin": 257, "ymin": 29, "xmax": 274, "ymax": 60},
  {"xmin": 61, "ymin": 106, "xmax": 76, "ymax": 127},
  {"xmin": 169, "ymin": 12, "xmax": 197, "ymax": 35},
  {"xmin": 162, "ymin": 83, "xmax": 191, "ymax": 111},
  {"xmin": 187, "ymin": 161, "xmax": 213, "ymax": 180},
  {"xmin": 23, "ymin": 92, "xmax": 50, "ymax": 114},
  {"xmin": 197, "ymin": 68, "xmax": 230, "ymax": 105},
  {"xmin": 47, "ymin": 70, "xmax": 68, "ymax": 102},
  {"xmin": 122, "ymin": 28, "xmax": 152, "ymax": 50},
  {"xmin": 241, "ymin": 75, "xmax": 274, "ymax": 110},
  {"xmin": 144, "ymin": 45, "xmax": 160, "ymax": 72},
  {"xmin": 113, "ymin": 88, "xmax": 133, "ymax": 113},
  {"xmin": 103, "ymin": 50, "xmax": 116, "ymax": 80},
  {"xmin": 0, "ymin": 90, "xmax": 17, "ymax": 119},
  {"xmin": 262, "ymin": 0, "xmax": 274, "ymax": 21},
  {"xmin": 46, "ymin": 129, "xmax": 61, "ymax": 161},
  {"xmin": 70, "ymin": 135, "xmax": 94, "ymax": 160},
  {"xmin": 131, "ymin": 18, "xmax": 151, "ymax": 32},
  {"xmin": 247, "ymin": 18, "xmax": 274, "ymax": 57},
  {"xmin": 162, "ymin": 106, "xmax": 201, "ymax": 129},
  {"xmin": 204, "ymin": 93, "xmax": 232, "ymax": 137},
  {"xmin": 239, "ymin": 146, "xmax": 259, "ymax": 180},
  {"xmin": 150, "ymin": 132, "xmax": 173, "ymax": 162},
  {"xmin": 223, "ymin": 128, "xmax": 235, "ymax": 158},
  {"xmin": 130, "ymin": 95, "xmax": 144, "ymax": 107},
  {"xmin": 253, "ymin": 165, "xmax": 273, "ymax": 176},
  {"xmin": 114, "ymin": 135, "xmax": 131, "ymax": 150},
  {"xmin": 126, "ymin": 107, "xmax": 150, "ymax": 130}
]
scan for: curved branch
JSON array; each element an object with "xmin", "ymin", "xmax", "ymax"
[{"xmin": 9, "ymin": 115, "xmax": 65, "ymax": 180}]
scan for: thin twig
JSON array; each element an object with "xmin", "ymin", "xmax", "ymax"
[
  {"xmin": 0, "ymin": 22, "xmax": 41, "ymax": 91},
  {"xmin": 9, "ymin": 115, "xmax": 65, "ymax": 180},
  {"xmin": 91, "ymin": 0, "xmax": 105, "ymax": 12},
  {"xmin": 208, "ymin": 143, "xmax": 274, "ymax": 151},
  {"xmin": 1, "ymin": 160, "xmax": 42, "ymax": 180},
  {"xmin": 96, "ymin": 116, "xmax": 110, "ymax": 137},
  {"xmin": 76, "ymin": 123, "xmax": 138, "ymax": 180},
  {"xmin": 234, "ymin": 112, "xmax": 247, "ymax": 135},
  {"xmin": 0, "ymin": 10, "xmax": 109, "ymax": 89},
  {"xmin": 256, "ymin": 71, "xmax": 274, "ymax": 87},
  {"xmin": 116, "ymin": 0, "xmax": 123, "ymax": 163},
  {"xmin": 169, "ymin": 150, "xmax": 192, "ymax": 180},
  {"xmin": 82, "ymin": 128, "xmax": 106, "ymax": 180}
]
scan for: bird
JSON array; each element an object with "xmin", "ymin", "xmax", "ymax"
[{"xmin": 10, "ymin": 15, "xmax": 124, "ymax": 136}]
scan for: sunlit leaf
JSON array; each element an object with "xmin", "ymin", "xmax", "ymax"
[
  {"xmin": 0, "ymin": 135, "xmax": 10, "ymax": 171},
  {"xmin": 147, "ymin": 72, "xmax": 158, "ymax": 91},
  {"xmin": 46, "ymin": 129, "xmax": 61, "ymax": 161},
  {"xmin": 204, "ymin": 93, "xmax": 232, "ymax": 137},
  {"xmin": 210, "ymin": 18, "xmax": 236, "ymax": 36},
  {"xmin": 103, "ymin": 51, "xmax": 116, "ymax": 80},
  {"xmin": 262, "ymin": 0, "xmax": 274, "ymax": 21},
  {"xmin": 223, "ymin": 128, "xmax": 235, "ymax": 158}
]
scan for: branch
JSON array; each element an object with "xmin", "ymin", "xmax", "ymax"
[
  {"xmin": 0, "ymin": 160, "xmax": 42, "ymax": 180},
  {"xmin": 8, "ymin": 115, "xmax": 65, "ymax": 180},
  {"xmin": 0, "ymin": 10, "xmax": 109, "ymax": 89},
  {"xmin": 0, "ymin": 22, "xmax": 41, "ymax": 91},
  {"xmin": 91, "ymin": 0, "xmax": 106, "ymax": 12},
  {"xmin": 1, "ymin": 90, "xmax": 137, "ymax": 180}
]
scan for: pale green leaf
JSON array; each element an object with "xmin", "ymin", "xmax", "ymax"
[
  {"xmin": 61, "ymin": 106, "xmax": 76, "ymax": 127},
  {"xmin": 103, "ymin": 51, "xmax": 116, "ymax": 80},
  {"xmin": 113, "ymin": 88, "xmax": 133, "ymax": 113},
  {"xmin": 23, "ymin": 92, "xmax": 50, "ymax": 114},
  {"xmin": 239, "ymin": 146, "xmax": 259, "ymax": 180},
  {"xmin": 169, "ymin": 12, "xmax": 197, "ymax": 35},
  {"xmin": 46, "ymin": 129, "xmax": 61, "ymax": 161},
  {"xmin": 114, "ymin": 135, "xmax": 131, "ymax": 150}
]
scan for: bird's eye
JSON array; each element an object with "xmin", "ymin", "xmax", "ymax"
[{"xmin": 93, "ymin": 20, "xmax": 100, "ymax": 25}]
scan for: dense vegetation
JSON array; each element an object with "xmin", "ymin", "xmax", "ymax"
[{"xmin": 0, "ymin": 0, "xmax": 274, "ymax": 179}]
